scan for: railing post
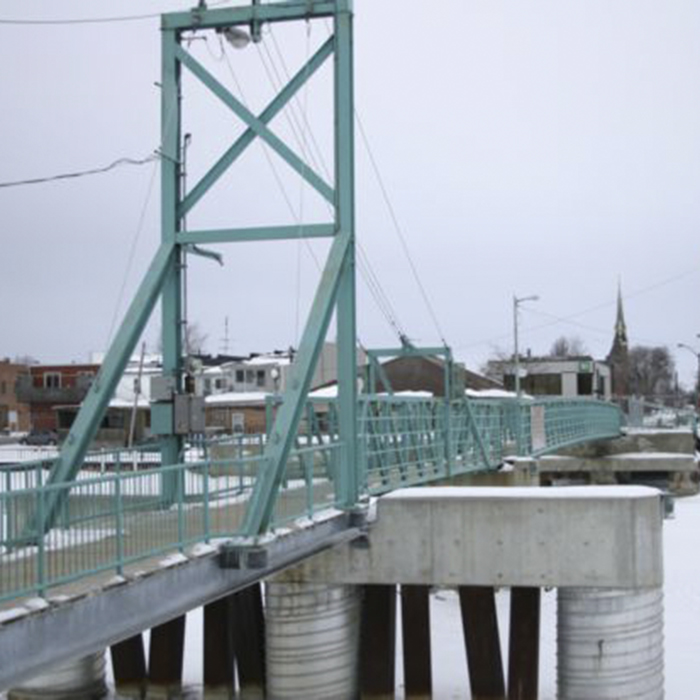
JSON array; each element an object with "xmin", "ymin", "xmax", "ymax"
[
  {"xmin": 115, "ymin": 455, "xmax": 124, "ymax": 577},
  {"xmin": 444, "ymin": 399, "xmax": 453, "ymax": 477},
  {"xmin": 5, "ymin": 470, "xmax": 13, "ymax": 546},
  {"xmin": 203, "ymin": 456, "xmax": 210, "ymax": 543},
  {"xmin": 177, "ymin": 466, "xmax": 185, "ymax": 553},
  {"xmin": 36, "ymin": 473, "xmax": 46, "ymax": 598}
]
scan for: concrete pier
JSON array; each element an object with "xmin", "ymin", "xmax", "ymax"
[
  {"xmin": 283, "ymin": 486, "xmax": 663, "ymax": 589},
  {"xmin": 276, "ymin": 485, "xmax": 664, "ymax": 698}
]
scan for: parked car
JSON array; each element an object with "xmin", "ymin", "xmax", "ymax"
[{"xmin": 20, "ymin": 430, "xmax": 59, "ymax": 446}]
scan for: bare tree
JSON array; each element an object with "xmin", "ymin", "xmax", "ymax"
[
  {"xmin": 184, "ymin": 322, "xmax": 208, "ymax": 356},
  {"xmin": 549, "ymin": 335, "xmax": 588, "ymax": 358},
  {"xmin": 155, "ymin": 322, "xmax": 208, "ymax": 356},
  {"xmin": 629, "ymin": 345, "xmax": 675, "ymax": 401},
  {"xmin": 480, "ymin": 345, "xmax": 512, "ymax": 382}
]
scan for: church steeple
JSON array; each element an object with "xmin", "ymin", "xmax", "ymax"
[
  {"xmin": 607, "ymin": 280, "xmax": 630, "ymax": 398},
  {"xmin": 614, "ymin": 281, "xmax": 628, "ymax": 346}
]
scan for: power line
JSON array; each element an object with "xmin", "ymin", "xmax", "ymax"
[
  {"xmin": 0, "ymin": 155, "xmax": 159, "ymax": 189},
  {"xmin": 0, "ymin": 13, "xmax": 164, "ymax": 26},
  {"xmin": 456, "ymin": 265, "xmax": 700, "ymax": 352},
  {"xmin": 0, "ymin": 1, "xmax": 234, "ymax": 26}
]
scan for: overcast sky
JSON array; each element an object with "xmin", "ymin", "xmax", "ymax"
[{"xmin": 1, "ymin": 1, "xmax": 699, "ymax": 387}]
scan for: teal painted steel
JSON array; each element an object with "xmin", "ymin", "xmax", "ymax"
[
  {"xmin": 240, "ymin": 233, "xmax": 353, "ymax": 535},
  {"xmin": 177, "ymin": 223, "xmax": 336, "ymax": 245},
  {"xmin": 176, "ymin": 45, "xmax": 335, "ymax": 205},
  {"xmin": 162, "ymin": 2, "xmax": 343, "ymax": 31},
  {"xmin": 179, "ymin": 36, "xmax": 334, "ymax": 219},
  {"xmin": 335, "ymin": 4, "xmax": 358, "ymax": 509},
  {"xmin": 34, "ymin": 244, "xmax": 174, "ymax": 536},
  {"xmin": 7, "ymin": 2, "xmax": 626, "ymax": 606},
  {"xmin": 160, "ymin": 27, "xmax": 184, "ymax": 506},
  {"xmin": 0, "ymin": 396, "xmax": 622, "ymax": 604}
]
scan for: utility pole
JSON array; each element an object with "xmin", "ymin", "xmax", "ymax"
[{"xmin": 513, "ymin": 294, "xmax": 539, "ymax": 397}]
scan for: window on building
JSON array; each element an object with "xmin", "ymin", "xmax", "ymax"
[
  {"xmin": 256, "ymin": 370, "xmax": 265, "ymax": 387},
  {"xmin": 246, "ymin": 370, "xmax": 255, "ymax": 384},
  {"xmin": 44, "ymin": 372, "xmax": 61, "ymax": 389},
  {"xmin": 524, "ymin": 374, "xmax": 562, "ymax": 395},
  {"xmin": 597, "ymin": 376, "xmax": 606, "ymax": 397},
  {"xmin": 236, "ymin": 369, "xmax": 244, "ymax": 383},
  {"xmin": 107, "ymin": 412, "xmax": 125, "ymax": 429},
  {"xmin": 577, "ymin": 373, "xmax": 593, "ymax": 396},
  {"xmin": 0, "ymin": 381, "xmax": 6, "ymax": 395},
  {"xmin": 204, "ymin": 378, "xmax": 212, "ymax": 395},
  {"xmin": 232, "ymin": 412, "xmax": 245, "ymax": 433},
  {"xmin": 57, "ymin": 411, "xmax": 76, "ymax": 430},
  {"xmin": 215, "ymin": 378, "xmax": 225, "ymax": 390}
]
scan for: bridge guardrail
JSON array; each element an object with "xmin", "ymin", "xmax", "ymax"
[{"xmin": 0, "ymin": 396, "xmax": 622, "ymax": 605}]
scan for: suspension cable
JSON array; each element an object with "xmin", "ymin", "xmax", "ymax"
[{"xmin": 263, "ymin": 25, "xmax": 409, "ymax": 342}]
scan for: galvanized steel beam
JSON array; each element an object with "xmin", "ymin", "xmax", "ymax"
[{"xmin": 177, "ymin": 222, "xmax": 335, "ymax": 245}]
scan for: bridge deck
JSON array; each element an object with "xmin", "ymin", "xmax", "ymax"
[{"xmin": 0, "ymin": 479, "xmax": 335, "ymax": 612}]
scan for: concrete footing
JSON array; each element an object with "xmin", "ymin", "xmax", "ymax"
[
  {"xmin": 8, "ymin": 651, "xmax": 107, "ymax": 700},
  {"xmin": 557, "ymin": 586, "xmax": 664, "ymax": 700},
  {"xmin": 266, "ymin": 582, "xmax": 360, "ymax": 700}
]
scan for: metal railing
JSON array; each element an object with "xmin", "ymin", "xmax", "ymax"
[
  {"xmin": 622, "ymin": 397, "xmax": 697, "ymax": 432},
  {"xmin": 0, "ymin": 396, "xmax": 621, "ymax": 604}
]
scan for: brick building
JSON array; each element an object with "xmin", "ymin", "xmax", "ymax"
[
  {"xmin": 0, "ymin": 360, "xmax": 31, "ymax": 432},
  {"xmin": 16, "ymin": 364, "xmax": 99, "ymax": 432}
]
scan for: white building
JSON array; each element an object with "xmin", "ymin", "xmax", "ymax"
[{"xmin": 489, "ymin": 356, "xmax": 612, "ymax": 400}]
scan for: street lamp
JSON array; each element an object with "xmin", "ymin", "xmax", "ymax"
[
  {"xmin": 677, "ymin": 342, "xmax": 700, "ymax": 409},
  {"xmin": 513, "ymin": 294, "xmax": 539, "ymax": 397}
]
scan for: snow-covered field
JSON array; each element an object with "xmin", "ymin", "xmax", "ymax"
[{"xmin": 102, "ymin": 492, "xmax": 700, "ymax": 699}]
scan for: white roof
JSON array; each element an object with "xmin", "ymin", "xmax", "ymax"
[
  {"xmin": 109, "ymin": 397, "xmax": 150, "ymax": 409},
  {"xmin": 309, "ymin": 387, "xmax": 434, "ymax": 399},
  {"xmin": 467, "ymin": 388, "xmax": 520, "ymax": 399},
  {"xmin": 246, "ymin": 355, "xmax": 292, "ymax": 367},
  {"xmin": 205, "ymin": 392, "xmax": 270, "ymax": 406}
]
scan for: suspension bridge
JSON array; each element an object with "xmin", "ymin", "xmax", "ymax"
[{"xmin": 0, "ymin": 2, "xmax": 665, "ymax": 699}]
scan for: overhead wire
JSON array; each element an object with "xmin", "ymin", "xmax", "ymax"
[
  {"xmin": 0, "ymin": 1, "xmax": 235, "ymax": 26},
  {"xmin": 0, "ymin": 156, "xmax": 159, "ymax": 189},
  {"xmin": 320, "ymin": 18, "xmax": 448, "ymax": 347},
  {"xmin": 523, "ymin": 306, "xmax": 675, "ymax": 349},
  {"xmin": 354, "ymin": 111, "xmax": 448, "ymax": 346},
  {"xmin": 104, "ymin": 92, "xmax": 181, "ymax": 351},
  {"xmin": 456, "ymin": 265, "xmax": 700, "ymax": 352},
  {"xmin": 294, "ymin": 21, "xmax": 314, "ymax": 347}
]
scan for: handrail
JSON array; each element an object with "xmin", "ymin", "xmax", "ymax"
[{"xmin": 0, "ymin": 396, "xmax": 622, "ymax": 604}]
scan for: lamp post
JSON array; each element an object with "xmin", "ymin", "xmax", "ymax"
[
  {"xmin": 513, "ymin": 294, "xmax": 539, "ymax": 397},
  {"xmin": 677, "ymin": 342, "xmax": 700, "ymax": 409}
]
